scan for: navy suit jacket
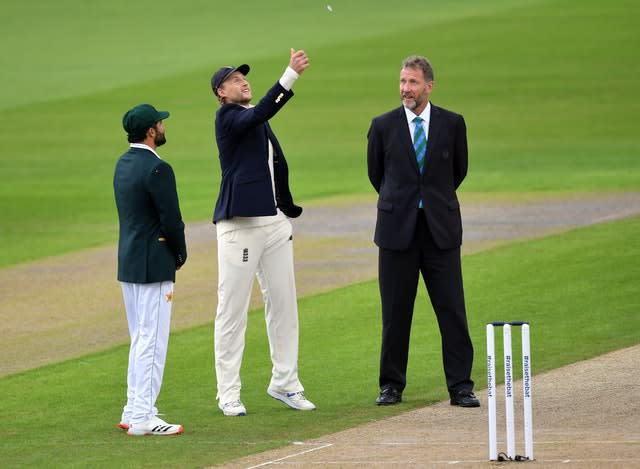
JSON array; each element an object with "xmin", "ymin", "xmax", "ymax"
[
  {"xmin": 212, "ymin": 81, "xmax": 302, "ymax": 223},
  {"xmin": 367, "ymin": 104, "xmax": 468, "ymax": 251},
  {"xmin": 114, "ymin": 147, "xmax": 187, "ymax": 283}
]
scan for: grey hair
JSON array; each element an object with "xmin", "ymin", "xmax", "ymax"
[{"xmin": 402, "ymin": 55, "xmax": 434, "ymax": 82}]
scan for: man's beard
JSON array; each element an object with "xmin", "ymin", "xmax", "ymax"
[
  {"xmin": 402, "ymin": 94, "xmax": 419, "ymax": 110},
  {"xmin": 155, "ymin": 132, "xmax": 167, "ymax": 147},
  {"xmin": 235, "ymin": 93, "xmax": 251, "ymax": 106}
]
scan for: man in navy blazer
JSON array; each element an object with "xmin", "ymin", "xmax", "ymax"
[
  {"xmin": 113, "ymin": 103, "xmax": 187, "ymax": 436},
  {"xmin": 367, "ymin": 56, "xmax": 479, "ymax": 408},
  {"xmin": 210, "ymin": 49, "xmax": 315, "ymax": 417},
  {"xmin": 212, "ymin": 70, "xmax": 302, "ymax": 222}
]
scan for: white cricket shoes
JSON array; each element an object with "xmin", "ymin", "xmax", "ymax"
[
  {"xmin": 267, "ymin": 388, "xmax": 316, "ymax": 411},
  {"xmin": 219, "ymin": 400, "xmax": 247, "ymax": 416},
  {"xmin": 127, "ymin": 416, "xmax": 183, "ymax": 436}
]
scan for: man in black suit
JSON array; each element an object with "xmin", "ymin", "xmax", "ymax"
[
  {"xmin": 367, "ymin": 56, "xmax": 479, "ymax": 408},
  {"xmin": 113, "ymin": 103, "xmax": 187, "ymax": 435},
  {"xmin": 210, "ymin": 49, "xmax": 315, "ymax": 416}
]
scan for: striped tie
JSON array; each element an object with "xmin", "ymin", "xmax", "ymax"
[
  {"xmin": 413, "ymin": 116, "xmax": 427, "ymax": 173},
  {"xmin": 413, "ymin": 116, "xmax": 427, "ymax": 208}
]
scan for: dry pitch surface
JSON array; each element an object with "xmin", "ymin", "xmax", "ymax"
[
  {"xmin": 2, "ymin": 191, "xmax": 639, "ymax": 467},
  {"xmin": 217, "ymin": 345, "xmax": 640, "ymax": 468}
]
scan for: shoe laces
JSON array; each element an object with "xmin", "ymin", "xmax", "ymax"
[
  {"xmin": 287, "ymin": 391, "xmax": 308, "ymax": 401},
  {"xmin": 224, "ymin": 400, "xmax": 244, "ymax": 409}
]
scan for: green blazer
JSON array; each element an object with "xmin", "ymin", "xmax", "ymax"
[{"xmin": 114, "ymin": 146, "xmax": 187, "ymax": 283}]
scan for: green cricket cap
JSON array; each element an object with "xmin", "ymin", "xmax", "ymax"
[{"xmin": 122, "ymin": 104, "xmax": 170, "ymax": 136}]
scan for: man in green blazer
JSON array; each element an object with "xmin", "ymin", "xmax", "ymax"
[{"xmin": 113, "ymin": 103, "xmax": 187, "ymax": 436}]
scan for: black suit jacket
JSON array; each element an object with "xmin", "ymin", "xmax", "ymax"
[
  {"xmin": 212, "ymin": 81, "xmax": 302, "ymax": 223},
  {"xmin": 367, "ymin": 104, "xmax": 468, "ymax": 251},
  {"xmin": 113, "ymin": 146, "xmax": 187, "ymax": 283}
]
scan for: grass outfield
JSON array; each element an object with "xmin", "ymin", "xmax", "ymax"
[
  {"xmin": 1, "ymin": 216, "xmax": 638, "ymax": 468},
  {"xmin": 1, "ymin": 0, "xmax": 639, "ymax": 267}
]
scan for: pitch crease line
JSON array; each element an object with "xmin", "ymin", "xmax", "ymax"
[{"xmin": 244, "ymin": 443, "xmax": 333, "ymax": 469}]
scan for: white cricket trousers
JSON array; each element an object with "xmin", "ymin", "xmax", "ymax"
[
  {"xmin": 215, "ymin": 217, "xmax": 303, "ymax": 404},
  {"xmin": 120, "ymin": 281, "xmax": 174, "ymax": 424}
]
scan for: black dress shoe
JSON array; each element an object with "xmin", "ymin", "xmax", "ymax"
[
  {"xmin": 375, "ymin": 386, "xmax": 402, "ymax": 406},
  {"xmin": 450, "ymin": 390, "xmax": 480, "ymax": 407}
]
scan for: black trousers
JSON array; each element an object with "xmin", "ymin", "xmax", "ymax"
[{"xmin": 378, "ymin": 210, "xmax": 474, "ymax": 394}]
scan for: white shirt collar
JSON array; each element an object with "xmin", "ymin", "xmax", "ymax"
[
  {"xmin": 404, "ymin": 102, "xmax": 431, "ymax": 140},
  {"xmin": 404, "ymin": 101, "xmax": 431, "ymax": 127},
  {"xmin": 130, "ymin": 143, "xmax": 161, "ymax": 159}
]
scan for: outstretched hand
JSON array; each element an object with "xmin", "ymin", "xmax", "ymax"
[{"xmin": 289, "ymin": 48, "xmax": 310, "ymax": 74}]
